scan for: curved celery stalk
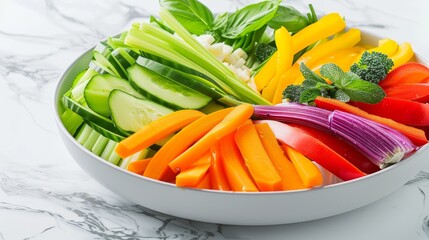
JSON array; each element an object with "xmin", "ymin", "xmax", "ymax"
[{"xmin": 157, "ymin": 9, "xmax": 271, "ymax": 105}]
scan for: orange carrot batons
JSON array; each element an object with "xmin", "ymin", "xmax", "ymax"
[
  {"xmin": 235, "ymin": 122, "xmax": 282, "ymax": 191},
  {"xmin": 115, "ymin": 110, "xmax": 205, "ymax": 158},
  {"xmin": 127, "ymin": 158, "xmax": 152, "ymax": 175},
  {"xmin": 175, "ymin": 151, "xmax": 212, "ymax": 188},
  {"xmin": 144, "ymin": 108, "xmax": 233, "ymax": 180},
  {"xmin": 283, "ymin": 144, "xmax": 323, "ymax": 188},
  {"xmin": 254, "ymin": 123, "xmax": 306, "ymax": 190},
  {"xmin": 220, "ymin": 133, "xmax": 259, "ymax": 192},
  {"xmin": 168, "ymin": 104, "xmax": 254, "ymax": 173},
  {"xmin": 209, "ymin": 143, "xmax": 231, "ymax": 191}
]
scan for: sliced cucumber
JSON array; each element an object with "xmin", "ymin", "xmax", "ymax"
[
  {"xmin": 136, "ymin": 57, "xmax": 223, "ymax": 95},
  {"xmin": 94, "ymin": 41, "xmax": 113, "ymax": 57},
  {"xmin": 84, "ymin": 74, "xmax": 143, "ymax": 117},
  {"xmin": 93, "ymin": 51, "xmax": 124, "ymax": 78},
  {"xmin": 110, "ymin": 47, "xmax": 139, "ymax": 77},
  {"xmin": 85, "ymin": 120, "xmax": 127, "ymax": 142},
  {"xmin": 127, "ymin": 64, "xmax": 212, "ymax": 109},
  {"xmin": 70, "ymin": 69, "xmax": 98, "ymax": 103},
  {"xmin": 93, "ymin": 41, "xmax": 128, "ymax": 79},
  {"xmin": 89, "ymin": 60, "xmax": 116, "ymax": 76},
  {"xmin": 62, "ymin": 93, "xmax": 124, "ymax": 136},
  {"xmin": 108, "ymin": 89, "xmax": 173, "ymax": 133}
]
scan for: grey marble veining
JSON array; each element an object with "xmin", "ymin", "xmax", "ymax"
[{"xmin": 1, "ymin": 0, "xmax": 429, "ymax": 239}]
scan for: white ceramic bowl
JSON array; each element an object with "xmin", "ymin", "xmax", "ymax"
[{"xmin": 54, "ymin": 31, "xmax": 429, "ymax": 225}]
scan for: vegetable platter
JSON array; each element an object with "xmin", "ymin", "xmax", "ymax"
[{"xmin": 54, "ymin": 0, "xmax": 429, "ymax": 225}]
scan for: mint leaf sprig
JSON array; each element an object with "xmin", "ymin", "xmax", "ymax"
[{"xmin": 283, "ymin": 63, "xmax": 386, "ymax": 104}]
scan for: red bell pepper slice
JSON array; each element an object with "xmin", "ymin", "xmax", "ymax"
[
  {"xmin": 352, "ymin": 97, "xmax": 429, "ymax": 126},
  {"xmin": 314, "ymin": 96, "xmax": 428, "ymax": 146},
  {"xmin": 258, "ymin": 120, "xmax": 366, "ymax": 181},
  {"xmin": 384, "ymin": 82, "xmax": 429, "ymax": 102},
  {"xmin": 290, "ymin": 123, "xmax": 380, "ymax": 174},
  {"xmin": 379, "ymin": 62, "xmax": 429, "ymax": 88}
]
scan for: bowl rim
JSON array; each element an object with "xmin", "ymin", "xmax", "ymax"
[{"xmin": 53, "ymin": 29, "xmax": 429, "ymax": 196}]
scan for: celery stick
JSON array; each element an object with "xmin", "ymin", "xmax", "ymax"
[
  {"xmin": 100, "ymin": 140, "xmax": 117, "ymax": 160},
  {"xmin": 83, "ymin": 130, "xmax": 101, "ymax": 150},
  {"xmin": 134, "ymin": 24, "xmax": 239, "ymax": 98},
  {"xmin": 75, "ymin": 124, "xmax": 93, "ymax": 145},
  {"xmin": 159, "ymin": 9, "xmax": 271, "ymax": 105},
  {"xmin": 119, "ymin": 148, "xmax": 150, "ymax": 169},
  {"xmin": 91, "ymin": 135, "xmax": 109, "ymax": 156},
  {"xmin": 107, "ymin": 149, "xmax": 121, "ymax": 166}
]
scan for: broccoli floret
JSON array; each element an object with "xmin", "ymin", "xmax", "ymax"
[
  {"xmin": 283, "ymin": 85, "xmax": 304, "ymax": 102},
  {"xmin": 255, "ymin": 43, "xmax": 277, "ymax": 63},
  {"xmin": 350, "ymin": 51, "xmax": 394, "ymax": 84}
]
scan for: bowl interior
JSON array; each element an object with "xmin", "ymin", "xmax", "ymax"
[{"xmin": 54, "ymin": 30, "xmax": 429, "ymax": 225}]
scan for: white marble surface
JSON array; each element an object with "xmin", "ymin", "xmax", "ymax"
[{"xmin": 1, "ymin": 0, "xmax": 429, "ymax": 239}]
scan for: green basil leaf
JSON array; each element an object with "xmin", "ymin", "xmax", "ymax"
[
  {"xmin": 340, "ymin": 79, "xmax": 386, "ymax": 104},
  {"xmin": 212, "ymin": 12, "xmax": 229, "ymax": 32},
  {"xmin": 267, "ymin": 5, "xmax": 309, "ymax": 33},
  {"xmin": 160, "ymin": 0, "xmax": 214, "ymax": 35},
  {"xmin": 222, "ymin": 0, "xmax": 280, "ymax": 39}
]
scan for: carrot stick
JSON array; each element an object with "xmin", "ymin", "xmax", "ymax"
[
  {"xmin": 220, "ymin": 133, "xmax": 259, "ymax": 192},
  {"xmin": 160, "ymin": 168, "xmax": 177, "ymax": 183},
  {"xmin": 283, "ymin": 144, "xmax": 323, "ymax": 188},
  {"xmin": 235, "ymin": 122, "xmax": 282, "ymax": 191},
  {"xmin": 175, "ymin": 151, "xmax": 211, "ymax": 187},
  {"xmin": 143, "ymin": 108, "xmax": 233, "ymax": 180},
  {"xmin": 195, "ymin": 172, "xmax": 211, "ymax": 190},
  {"xmin": 209, "ymin": 143, "xmax": 231, "ymax": 191},
  {"xmin": 115, "ymin": 110, "xmax": 205, "ymax": 158},
  {"xmin": 168, "ymin": 104, "xmax": 254, "ymax": 173},
  {"xmin": 127, "ymin": 158, "xmax": 152, "ymax": 175},
  {"xmin": 314, "ymin": 96, "xmax": 428, "ymax": 146},
  {"xmin": 254, "ymin": 123, "xmax": 306, "ymax": 190}
]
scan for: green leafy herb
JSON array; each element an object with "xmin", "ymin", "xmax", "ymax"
[
  {"xmin": 350, "ymin": 51, "xmax": 394, "ymax": 84},
  {"xmin": 159, "ymin": 0, "xmax": 214, "ymax": 35},
  {"xmin": 267, "ymin": 4, "xmax": 317, "ymax": 34},
  {"xmin": 267, "ymin": 5, "xmax": 308, "ymax": 33},
  {"xmin": 283, "ymin": 63, "xmax": 386, "ymax": 104},
  {"xmin": 212, "ymin": 12, "xmax": 228, "ymax": 32},
  {"xmin": 221, "ymin": 0, "xmax": 280, "ymax": 39}
]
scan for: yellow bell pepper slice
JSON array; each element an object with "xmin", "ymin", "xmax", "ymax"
[
  {"xmin": 296, "ymin": 28, "xmax": 361, "ymax": 67},
  {"xmin": 391, "ymin": 42, "xmax": 414, "ymax": 69},
  {"xmin": 291, "ymin": 13, "xmax": 346, "ymax": 55},
  {"xmin": 294, "ymin": 46, "xmax": 365, "ymax": 84},
  {"xmin": 261, "ymin": 27, "xmax": 293, "ymax": 103},
  {"xmin": 368, "ymin": 38, "xmax": 398, "ymax": 57},
  {"xmin": 269, "ymin": 28, "xmax": 361, "ymax": 104},
  {"xmin": 254, "ymin": 52, "xmax": 278, "ymax": 92}
]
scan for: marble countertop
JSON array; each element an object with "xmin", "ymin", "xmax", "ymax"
[{"xmin": 1, "ymin": 0, "xmax": 429, "ymax": 239}]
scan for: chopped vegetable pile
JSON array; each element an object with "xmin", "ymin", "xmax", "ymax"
[{"xmin": 59, "ymin": 0, "xmax": 429, "ymax": 192}]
